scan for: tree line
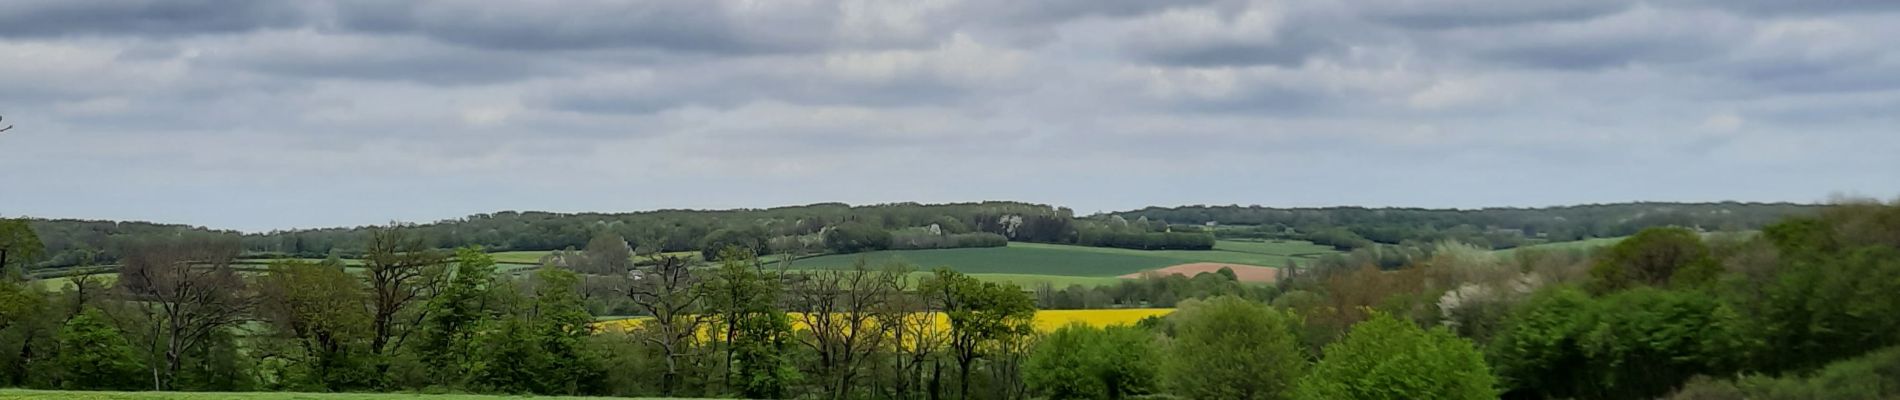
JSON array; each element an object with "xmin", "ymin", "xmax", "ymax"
[
  {"xmin": 6, "ymin": 198, "xmax": 1897, "ymax": 399},
  {"xmin": 17, "ymin": 201, "xmax": 1815, "ymax": 271},
  {"xmin": 1120, "ymin": 202, "xmax": 1820, "ymax": 250}
]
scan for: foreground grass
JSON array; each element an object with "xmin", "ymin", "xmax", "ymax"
[{"xmin": 0, "ymin": 389, "xmax": 699, "ymax": 400}]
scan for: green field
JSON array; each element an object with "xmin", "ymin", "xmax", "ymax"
[
  {"xmin": 489, "ymin": 250, "xmax": 700, "ymax": 265},
  {"xmin": 1213, "ymin": 239, "xmax": 1340, "ymax": 258},
  {"xmin": 785, "ymin": 241, "xmax": 1337, "ymax": 278},
  {"xmin": 0, "ymin": 389, "xmax": 695, "ymax": 400}
]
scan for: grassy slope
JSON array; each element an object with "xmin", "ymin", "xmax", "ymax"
[
  {"xmin": 488, "ymin": 250, "xmax": 700, "ymax": 265},
  {"xmin": 0, "ymin": 389, "xmax": 696, "ymax": 400},
  {"xmin": 784, "ymin": 243, "xmax": 1188, "ymax": 276},
  {"xmin": 786, "ymin": 241, "xmax": 1339, "ymax": 278},
  {"xmin": 1213, "ymin": 239, "xmax": 1340, "ymax": 258}
]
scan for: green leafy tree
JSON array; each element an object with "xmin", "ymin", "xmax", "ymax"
[
  {"xmin": 1580, "ymin": 288, "xmax": 1751, "ymax": 399},
  {"xmin": 1488, "ymin": 287, "xmax": 1595, "ymax": 399},
  {"xmin": 0, "ymin": 219, "xmax": 43, "ymax": 276},
  {"xmin": 1163, "ymin": 296, "xmax": 1308, "ymax": 400},
  {"xmin": 255, "ymin": 259, "xmax": 374, "ymax": 390},
  {"xmin": 927, "ymin": 268, "xmax": 1036, "ymax": 399},
  {"xmin": 468, "ymin": 314, "xmax": 543, "ymax": 394},
  {"xmin": 1026, "ymin": 324, "xmax": 1160, "ymax": 400},
  {"xmin": 530, "ymin": 266, "xmax": 605, "ymax": 395},
  {"xmin": 1733, "ymin": 205, "xmax": 1900, "ymax": 373},
  {"xmin": 824, "ymin": 222, "xmax": 892, "ymax": 254},
  {"xmin": 1491, "ymin": 287, "xmax": 1751, "ymax": 400},
  {"xmin": 1295, "ymin": 312, "xmax": 1495, "ymax": 400},
  {"xmin": 415, "ymin": 247, "xmax": 500, "ymax": 385},
  {"xmin": 55, "ymin": 309, "xmax": 147, "ymax": 390},
  {"xmin": 702, "ymin": 247, "xmax": 799, "ymax": 398},
  {"xmin": 1588, "ymin": 227, "xmax": 1720, "ymax": 293}
]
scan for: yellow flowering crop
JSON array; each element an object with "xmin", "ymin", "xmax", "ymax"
[{"xmin": 593, "ymin": 308, "xmax": 1173, "ymax": 335}]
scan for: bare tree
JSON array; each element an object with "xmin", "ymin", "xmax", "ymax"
[
  {"xmin": 886, "ymin": 268, "xmax": 948, "ymax": 400},
  {"xmin": 0, "ymin": 114, "xmax": 12, "ymax": 133},
  {"xmin": 116, "ymin": 234, "xmax": 253, "ymax": 390},
  {"xmin": 788, "ymin": 259, "xmax": 904, "ymax": 400},
  {"xmin": 621, "ymin": 254, "xmax": 706, "ymax": 395},
  {"xmin": 360, "ymin": 226, "xmax": 450, "ymax": 368}
]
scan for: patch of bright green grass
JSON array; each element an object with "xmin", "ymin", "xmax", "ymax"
[
  {"xmin": 786, "ymin": 243, "xmax": 1189, "ymax": 276},
  {"xmin": 1213, "ymin": 239, "xmax": 1341, "ymax": 258}
]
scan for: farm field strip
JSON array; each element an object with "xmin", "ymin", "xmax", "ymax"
[{"xmin": 783, "ymin": 244, "xmax": 1188, "ymax": 276}]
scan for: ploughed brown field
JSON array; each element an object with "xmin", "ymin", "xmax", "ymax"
[{"xmin": 1120, "ymin": 262, "xmax": 1279, "ymax": 283}]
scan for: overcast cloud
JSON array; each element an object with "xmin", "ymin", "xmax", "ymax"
[{"xmin": 2, "ymin": 0, "xmax": 1896, "ymax": 231}]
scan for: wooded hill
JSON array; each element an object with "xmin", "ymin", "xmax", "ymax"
[{"xmin": 14, "ymin": 201, "xmax": 1820, "ymax": 270}]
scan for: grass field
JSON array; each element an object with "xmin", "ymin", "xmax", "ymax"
[
  {"xmin": 0, "ymin": 389, "xmax": 696, "ymax": 399},
  {"xmin": 783, "ymin": 241, "xmax": 1336, "ymax": 285},
  {"xmin": 785, "ymin": 243, "xmax": 1187, "ymax": 276},
  {"xmin": 1213, "ymin": 239, "xmax": 1340, "ymax": 258},
  {"xmin": 488, "ymin": 250, "xmax": 700, "ymax": 265}
]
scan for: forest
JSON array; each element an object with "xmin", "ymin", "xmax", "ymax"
[
  {"xmin": 1, "ymin": 199, "xmax": 1895, "ymax": 399},
  {"xmin": 17, "ymin": 201, "xmax": 1814, "ymax": 271}
]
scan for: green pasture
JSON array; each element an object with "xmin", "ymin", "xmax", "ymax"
[
  {"xmin": 1212, "ymin": 239, "xmax": 1340, "ymax": 258},
  {"xmin": 785, "ymin": 243, "xmax": 1186, "ymax": 276}
]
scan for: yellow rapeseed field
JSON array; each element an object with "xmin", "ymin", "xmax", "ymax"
[{"xmin": 593, "ymin": 308, "xmax": 1173, "ymax": 335}]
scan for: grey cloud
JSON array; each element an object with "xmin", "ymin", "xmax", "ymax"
[
  {"xmin": 331, "ymin": 0, "xmax": 841, "ymax": 54},
  {"xmin": 3, "ymin": 0, "xmax": 1899, "ymax": 230},
  {"xmin": 0, "ymin": 1, "xmax": 308, "ymax": 38},
  {"xmin": 1357, "ymin": 0, "xmax": 1637, "ymax": 29},
  {"xmin": 1475, "ymin": 38, "xmax": 1721, "ymax": 70},
  {"xmin": 1125, "ymin": 30, "xmax": 1332, "ymax": 67},
  {"xmin": 192, "ymin": 33, "xmax": 571, "ymax": 86},
  {"xmin": 1671, "ymin": 0, "xmax": 1900, "ymax": 16}
]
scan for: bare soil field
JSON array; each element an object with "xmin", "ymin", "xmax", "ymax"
[{"xmin": 1120, "ymin": 262, "xmax": 1279, "ymax": 283}]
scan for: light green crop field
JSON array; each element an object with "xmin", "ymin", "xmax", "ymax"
[
  {"xmin": 486, "ymin": 251, "xmax": 549, "ymax": 265},
  {"xmin": 1005, "ymin": 242, "xmax": 1287, "ymax": 266},
  {"xmin": 1213, "ymin": 239, "xmax": 1340, "ymax": 258},
  {"xmin": 34, "ymin": 273, "xmax": 118, "ymax": 291},
  {"xmin": 488, "ymin": 250, "xmax": 700, "ymax": 266},
  {"xmin": 0, "ymin": 389, "xmax": 699, "ymax": 400},
  {"xmin": 913, "ymin": 272, "xmax": 1128, "ymax": 288},
  {"xmin": 785, "ymin": 243, "xmax": 1189, "ymax": 276},
  {"xmin": 785, "ymin": 242, "xmax": 1321, "ymax": 278}
]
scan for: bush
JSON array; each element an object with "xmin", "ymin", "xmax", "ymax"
[{"xmin": 1295, "ymin": 313, "xmax": 1496, "ymax": 400}]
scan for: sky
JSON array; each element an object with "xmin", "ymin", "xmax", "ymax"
[{"xmin": 2, "ymin": 0, "xmax": 1897, "ymax": 232}]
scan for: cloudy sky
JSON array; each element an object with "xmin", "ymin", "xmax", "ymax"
[{"xmin": 2, "ymin": 0, "xmax": 1897, "ymax": 231}]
